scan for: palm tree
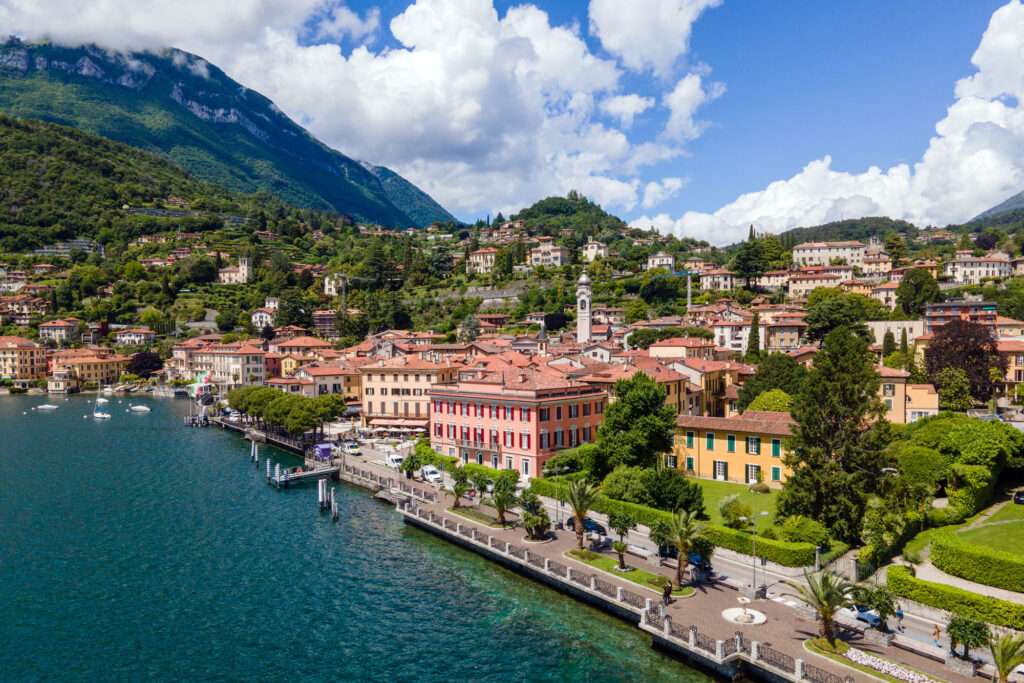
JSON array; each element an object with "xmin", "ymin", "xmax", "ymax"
[
  {"xmin": 784, "ymin": 570, "xmax": 854, "ymax": 644},
  {"xmin": 612, "ymin": 540, "xmax": 629, "ymax": 570},
  {"xmin": 666, "ymin": 509, "xmax": 707, "ymax": 586},
  {"xmin": 564, "ymin": 480, "xmax": 601, "ymax": 549},
  {"xmin": 989, "ymin": 632, "xmax": 1024, "ymax": 682},
  {"xmin": 446, "ymin": 482, "xmax": 470, "ymax": 510},
  {"xmin": 490, "ymin": 489, "xmax": 515, "ymax": 526}
]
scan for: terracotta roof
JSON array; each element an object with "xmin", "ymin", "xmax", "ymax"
[
  {"xmin": 878, "ymin": 365, "xmax": 909, "ymax": 378},
  {"xmin": 650, "ymin": 337, "xmax": 716, "ymax": 348},
  {"xmin": 675, "ymin": 410, "xmax": 796, "ymax": 436}
]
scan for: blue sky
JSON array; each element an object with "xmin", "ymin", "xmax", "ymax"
[{"xmin": 4, "ymin": 0, "xmax": 1023, "ymax": 242}]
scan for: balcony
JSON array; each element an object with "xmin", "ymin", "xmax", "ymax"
[{"xmin": 453, "ymin": 438, "xmax": 502, "ymax": 453}]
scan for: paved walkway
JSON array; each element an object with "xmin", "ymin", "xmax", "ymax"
[{"xmin": 915, "ymin": 560, "xmax": 1024, "ymax": 604}]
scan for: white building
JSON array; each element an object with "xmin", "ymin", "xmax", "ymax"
[
  {"xmin": 792, "ymin": 241, "xmax": 865, "ymax": 267},
  {"xmin": 113, "ymin": 328, "xmax": 156, "ymax": 346},
  {"xmin": 943, "ymin": 253, "xmax": 1011, "ymax": 285},
  {"xmin": 217, "ymin": 257, "xmax": 252, "ymax": 285},
  {"xmin": 191, "ymin": 343, "xmax": 266, "ymax": 387},
  {"xmin": 251, "ymin": 308, "xmax": 276, "ymax": 329},
  {"xmin": 468, "ymin": 248, "xmax": 498, "ymax": 274},
  {"xmin": 647, "ymin": 251, "xmax": 676, "ymax": 271},
  {"xmin": 700, "ymin": 269, "xmax": 736, "ymax": 291},
  {"xmin": 528, "ymin": 240, "xmax": 570, "ymax": 267},
  {"xmin": 582, "ymin": 237, "xmax": 608, "ymax": 262},
  {"xmin": 264, "ymin": 297, "xmax": 279, "ymax": 310}
]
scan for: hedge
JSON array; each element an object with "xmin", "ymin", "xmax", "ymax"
[
  {"xmin": 887, "ymin": 565, "xmax": 1024, "ymax": 630},
  {"xmin": 926, "ymin": 505, "xmax": 967, "ymax": 527},
  {"xmin": 857, "ymin": 511, "xmax": 923, "ymax": 570},
  {"xmin": 931, "ymin": 529, "xmax": 1024, "ymax": 593},
  {"xmin": 529, "ymin": 478, "xmax": 817, "ymax": 567}
]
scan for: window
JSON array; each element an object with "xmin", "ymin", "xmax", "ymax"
[
  {"xmin": 883, "ymin": 383, "xmax": 896, "ymax": 397},
  {"xmin": 555, "ymin": 406, "xmax": 562, "ymax": 420},
  {"xmin": 521, "ymin": 459, "xmax": 530, "ymax": 476},
  {"xmin": 771, "ymin": 439, "xmax": 781, "ymax": 458},
  {"xmin": 665, "ymin": 454, "xmax": 677, "ymax": 468},
  {"xmin": 539, "ymin": 407, "xmax": 549, "ymax": 422},
  {"xmin": 569, "ymin": 404, "xmax": 578, "ymax": 418},
  {"xmin": 885, "ymin": 398, "xmax": 893, "ymax": 410},
  {"xmin": 554, "ymin": 429, "xmax": 563, "ymax": 447},
  {"xmin": 521, "ymin": 407, "xmax": 530, "ymax": 422},
  {"xmin": 582, "ymin": 403, "xmax": 591, "ymax": 417},
  {"xmin": 686, "ymin": 431, "xmax": 694, "ymax": 448},
  {"xmin": 706, "ymin": 433, "xmax": 715, "ymax": 450},
  {"xmin": 727, "ymin": 435, "xmax": 736, "ymax": 453},
  {"xmin": 746, "ymin": 437, "xmax": 760, "ymax": 455},
  {"xmin": 582, "ymin": 425, "xmax": 590, "ymax": 442},
  {"xmin": 506, "ymin": 457, "xmax": 514, "ymax": 470},
  {"xmin": 595, "ymin": 401, "xmax": 603, "ymax": 415},
  {"xmin": 504, "ymin": 406, "xmax": 513, "ymax": 420},
  {"xmin": 685, "ymin": 456, "xmax": 694, "ymax": 471},
  {"xmin": 540, "ymin": 431, "xmax": 550, "ymax": 449},
  {"xmin": 771, "ymin": 466, "xmax": 781, "ymax": 482}
]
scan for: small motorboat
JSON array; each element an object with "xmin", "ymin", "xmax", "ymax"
[
  {"xmin": 129, "ymin": 405, "xmax": 151, "ymax": 413},
  {"xmin": 96, "ymin": 397, "xmax": 109, "ymax": 405},
  {"xmin": 92, "ymin": 410, "xmax": 111, "ymax": 420},
  {"xmin": 36, "ymin": 404, "xmax": 59, "ymax": 410}
]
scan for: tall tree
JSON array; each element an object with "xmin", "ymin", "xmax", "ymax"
[
  {"xmin": 900, "ymin": 328, "xmax": 909, "ymax": 355},
  {"xmin": 746, "ymin": 311, "xmax": 761, "ymax": 363},
  {"xmin": 736, "ymin": 352, "xmax": 808, "ymax": 411},
  {"xmin": 732, "ymin": 238, "xmax": 767, "ymax": 288},
  {"xmin": 784, "ymin": 571, "xmax": 854, "ymax": 644},
  {"xmin": 924, "ymin": 319, "xmax": 1004, "ymax": 402},
  {"xmin": 593, "ymin": 372, "xmax": 677, "ymax": 476},
  {"xmin": 804, "ymin": 296, "xmax": 871, "ymax": 343},
  {"xmin": 882, "ymin": 331, "xmax": 897, "ymax": 358},
  {"xmin": 884, "ymin": 233, "xmax": 907, "ymax": 264},
  {"xmin": 777, "ymin": 326, "xmax": 888, "ymax": 543},
  {"xmin": 564, "ymin": 480, "xmax": 601, "ymax": 549},
  {"xmin": 895, "ymin": 269, "xmax": 941, "ymax": 316}
]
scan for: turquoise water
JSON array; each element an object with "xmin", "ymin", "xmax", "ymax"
[{"xmin": 0, "ymin": 396, "xmax": 717, "ymax": 681}]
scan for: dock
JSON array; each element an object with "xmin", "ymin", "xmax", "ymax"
[{"xmin": 268, "ymin": 466, "xmax": 341, "ymax": 488}]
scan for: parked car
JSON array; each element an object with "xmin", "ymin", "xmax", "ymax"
[
  {"xmin": 565, "ymin": 517, "xmax": 607, "ymax": 535},
  {"xmin": 421, "ymin": 465, "xmax": 442, "ymax": 484},
  {"xmin": 343, "ymin": 442, "xmax": 361, "ymax": 456},
  {"xmin": 1013, "ymin": 489, "xmax": 1024, "ymax": 505},
  {"xmin": 848, "ymin": 605, "xmax": 881, "ymax": 628},
  {"xmin": 980, "ymin": 413, "xmax": 1008, "ymax": 423}
]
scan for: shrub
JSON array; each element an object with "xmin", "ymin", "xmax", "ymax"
[
  {"xmin": 719, "ymin": 493, "xmax": 752, "ymax": 529},
  {"xmin": 897, "ymin": 445, "xmax": 947, "ymax": 484},
  {"xmin": 601, "ymin": 466, "xmax": 652, "ymax": 506},
  {"xmin": 748, "ymin": 482, "xmax": 770, "ymax": 494},
  {"xmin": 463, "ymin": 462, "xmax": 518, "ymax": 494},
  {"xmin": 568, "ymin": 548, "xmax": 602, "ymax": 561},
  {"xmin": 926, "ymin": 505, "xmax": 967, "ymax": 527},
  {"xmin": 887, "ymin": 565, "xmax": 1024, "ymax": 630},
  {"xmin": 931, "ymin": 529, "xmax": 1024, "ymax": 593},
  {"xmin": 777, "ymin": 515, "xmax": 830, "ymax": 547},
  {"xmin": 947, "ymin": 464, "xmax": 997, "ymax": 515}
]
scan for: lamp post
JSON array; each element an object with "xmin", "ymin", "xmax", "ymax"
[
  {"xmin": 543, "ymin": 465, "xmax": 569, "ymax": 525},
  {"xmin": 739, "ymin": 508, "xmax": 770, "ymax": 598}
]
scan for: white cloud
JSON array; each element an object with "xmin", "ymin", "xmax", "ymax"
[
  {"xmin": 643, "ymin": 0, "xmax": 1024, "ymax": 245},
  {"xmin": 601, "ymin": 94, "xmax": 654, "ymax": 127},
  {"xmin": 588, "ymin": 0, "xmax": 721, "ymax": 76},
  {"xmin": 311, "ymin": 4, "xmax": 380, "ymax": 44},
  {"xmin": 0, "ymin": 0, "xmax": 722, "ymax": 218},
  {"xmin": 642, "ymin": 177, "xmax": 685, "ymax": 208},
  {"xmin": 663, "ymin": 72, "xmax": 724, "ymax": 141}
]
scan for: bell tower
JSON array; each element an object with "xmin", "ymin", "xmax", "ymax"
[{"xmin": 576, "ymin": 272, "xmax": 592, "ymax": 344}]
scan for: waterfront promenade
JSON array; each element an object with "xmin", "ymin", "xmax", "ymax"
[{"xmin": 323, "ymin": 453, "xmax": 972, "ymax": 683}]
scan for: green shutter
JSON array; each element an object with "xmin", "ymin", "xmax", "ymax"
[
  {"xmin": 727, "ymin": 434, "xmax": 735, "ymax": 452},
  {"xmin": 771, "ymin": 466, "xmax": 781, "ymax": 482},
  {"xmin": 686, "ymin": 431, "xmax": 694, "ymax": 448},
  {"xmin": 686, "ymin": 456, "xmax": 694, "ymax": 471},
  {"xmin": 706, "ymin": 433, "xmax": 715, "ymax": 450},
  {"xmin": 772, "ymin": 439, "xmax": 781, "ymax": 457}
]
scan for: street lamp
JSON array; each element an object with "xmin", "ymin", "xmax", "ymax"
[
  {"xmin": 738, "ymin": 507, "xmax": 770, "ymax": 599},
  {"xmin": 543, "ymin": 465, "xmax": 570, "ymax": 525}
]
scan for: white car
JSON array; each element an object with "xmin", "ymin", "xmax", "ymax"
[
  {"xmin": 421, "ymin": 465, "xmax": 442, "ymax": 484},
  {"xmin": 343, "ymin": 442, "xmax": 361, "ymax": 455}
]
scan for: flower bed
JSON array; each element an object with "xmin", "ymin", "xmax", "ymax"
[{"xmin": 844, "ymin": 648, "xmax": 934, "ymax": 683}]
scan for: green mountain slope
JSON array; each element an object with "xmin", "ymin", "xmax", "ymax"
[
  {"xmin": 0, "ymin": 115, "xmax": 339, "ymax": 251},
  {"xmin": 0, "ymin": 38, "xmax": 455, "ymax": 227},
  {"xmin": 362, "ymin": 163, "xmax": 454, "ymax": 227},
  {"xmin": 775, "ymin": 217, "xmax": 917, "ymax": 245},
  {"xmin": 968, "ymin": 189, "xmax": 1024, "ymax": 229}
]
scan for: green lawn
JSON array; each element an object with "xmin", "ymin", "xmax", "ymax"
[
  {"xmin": 986, "ymin": 501, "xmax": 1024, "ymax": 524},
  {"xmin": 957, "ymin": 520, "xmax": 1024, "ymax": 554},
  {"xmin": 448, "ymin": 505, "xmax": 514, "ymax": 529},
  {"xmin": 565, "ymin": 549, "xmax": 695, "ymax": 597},
  {"xmin": 691, "ymin": 478, "xmax": 779, "ymax": 532}
]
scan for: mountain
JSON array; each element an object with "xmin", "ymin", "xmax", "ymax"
[
  {"xmin": 968, "ymin": 189, "xmax": 1024, "ymax": 228},
  {"xmin": 0, "ymin": 38, "xmax": 455, "ymax": 227},
  {"xmin": 0, "ymin": 115, "xmax": 346, "ymax": 251}
]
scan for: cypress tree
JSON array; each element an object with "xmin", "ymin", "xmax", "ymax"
[
  {"xmin": 882, "ymin": 331, "xmax": 896, "ymax": 358},
  {"xmin": 746, "ymin": 311, "xmax": 761, "ymax": 363},
  {"xmin": 900, "ymin": 328, "xmax": 908, "ymax": 355}
]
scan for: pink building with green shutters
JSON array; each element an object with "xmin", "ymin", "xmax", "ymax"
[{"xmin": 428, "ymin": 368, "xmax": 606, "ymax": 478}]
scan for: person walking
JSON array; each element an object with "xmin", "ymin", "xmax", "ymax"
[
  {"xmin": 933, "ymin": 624, "xmax": 941, "ymax": 647},
  {"xmin": 662, "ymin": 580, "xmax": 673, "ymax": 606},
  {"xmin": 895, "ymin": 602, "xmax": 904, "ymax": 632}
]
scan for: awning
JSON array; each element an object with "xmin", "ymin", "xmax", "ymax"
[{"xmin": 369, "ymin": 418, "xmax": 429, "ymax": 427}]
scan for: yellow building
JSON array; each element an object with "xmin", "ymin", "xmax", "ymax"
[
  {"xmin": 360, "ymin": 356, "xmax": 462, "ymax": 428},
  {"xmin": 0, "ymin": 335, "xmax": 47, "ymax": 387},
  {"xmin": 50, "ymin": 353, "xmax": 130, "ymax": 388},
  {"xmin": 670, "ymin": 410, "xmax": 796, "ymax": 486},
  {"xmin": 877, "ymin": 366, "xmax": 939, "ymax": 423}
]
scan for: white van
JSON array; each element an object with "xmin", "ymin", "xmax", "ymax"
[
  {"xmin": 385, "ymin": 452, "xmax": 404, "ymax": 470},
  {"xmin": 421, "ymin": 465, "xmax": 442, "ymax": 484}
]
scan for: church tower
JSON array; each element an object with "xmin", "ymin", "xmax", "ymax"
[
  {"xmin": 238, "ymin": 257, "xmax": 252, "ymax": 284},
  {"xmin": 576, "ymin": 272, "xmax": 592, "ymax": 344}
]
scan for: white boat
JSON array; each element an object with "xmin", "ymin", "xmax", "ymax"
[
  {"xmin": 92, "ymin": 409, "xmax": 111, "ymax": 420},
  {"xmin": 102, "ymin": 387, "xmax": 113, "ymax": 394},
  {"xmin": 36, "ymin": 404, "xmax": 59, "ymax": 410},
  {"xmin": 96, "ymin": 397, "xmax": 109, "ymax": 405},
  {"xmin": 129, "ymin": 405, "xmax": 151, "ymax": 413}
]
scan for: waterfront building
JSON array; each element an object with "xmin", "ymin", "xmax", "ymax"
[
  {"xmin": 670, "ymin": 410, "xmax": 797, "ymax": 485},
  {"xmin": 360, "ymin": 356, "xmax": 462, "ymax": 429},
  {"xmin": 0, "ymin": 335, "xmax": 47, "ymax": 387},
  {"xmin": 190, "ymin": 343, "xmax": 266, "ymax": 388},
  {"xmin": 48, "ymin": 351, "xmax": 131, "ymax": 391},
  {"xmin": 428, "ymin": 367, "xmax": 606, "ymax": 477}
]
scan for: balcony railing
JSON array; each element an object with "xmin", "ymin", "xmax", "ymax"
[{"xmin": 453, "ymin": 438, "xmax": 502, "ymax": 453}]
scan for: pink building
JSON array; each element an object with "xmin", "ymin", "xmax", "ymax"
[{"xmin": 428, "ymin": 368, "xmax": 606, "ymax": 478}]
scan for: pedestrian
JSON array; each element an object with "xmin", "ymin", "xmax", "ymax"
[
  {"xmin": 662, "ymin": 580, "xmax": 673, "ymax": 606},
  {"xmin": 933, "ymin": 624, "xmax": 941, "ymax": 647},
  {"xmin": 895, "ymin": 602, "xmax": 904, "ymax": 632}
]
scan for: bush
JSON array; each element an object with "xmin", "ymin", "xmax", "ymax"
[
  {"xmin": 749, "ymin": 482, "xmax": 770, "ymax": 494},
  {"xmin": 414, "ymin": 438, "xmax": 459, "ymax": 470},
  {"xmin": 931, "ymin": 529, "xmax": 1024, "ymax": 593},
  {"xmin": 857, "ymin": 510, "xmax": 922, "ymax": 569},
  {"xmin": 777, "ymin": 515, "xmax": 830, "ymax": 547},
  {"xmin": 897, "ymin": 445, "xmax": 947, "ymax": 484},
  {"xmin": 887, "ymin": 565, "xmax": 1024, "ymax": 630},
  {"xmin": 947, "ymin": 464, "xmax": 997, "ymax": 515},
  {"xmin": 568, "ymin": 548, "xmax": 602, "ymax": 561},
  {"xmin": 463, "ymin": 462, "xmax": 518, "ymax": 494},
  {"xmin": 927, "ymin": 505, "xmax": 967, "ymax": 527},
  {"xmin": 719, "ymin": 493, "xmax": 752, "ymax": 529}
]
